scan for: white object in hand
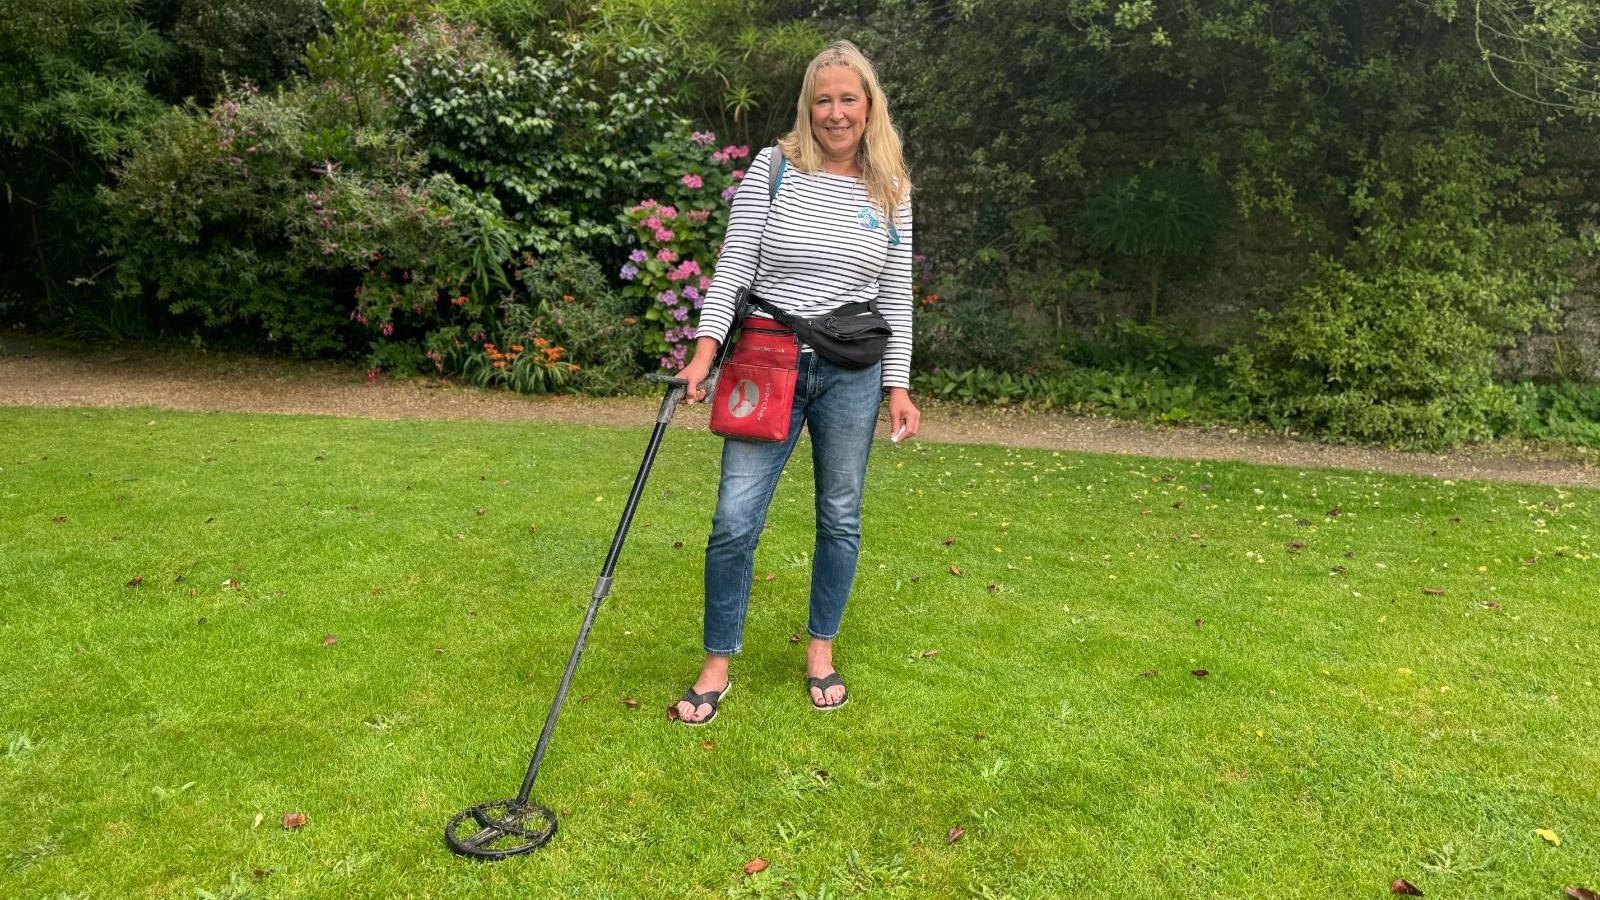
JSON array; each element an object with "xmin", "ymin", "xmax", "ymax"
[{"xmin": 890, "ymin": 425, "xmax": 908, "ymax": 443}]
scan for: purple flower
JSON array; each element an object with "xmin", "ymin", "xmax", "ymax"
[
  {"xmin": 671, "ymin": 305, "xmax": 689, "ymax": 321},
  {"xmin": 681, "ymin": 285, "xmax": 701, "ymax": 302},
  {"xmin": 721, "ymin": 186, "xmax": 738, "ymax": 201},
  {"xmin": 620, "ymin": 263, "xmax": 639, "ymax": 280},
  {"xmin": 657, "ymin": 289, "xmax": 678, "ymax": 306},
  {"xmin": 629, "ymin": 249, "xmax": 648, "ymax": 264}
]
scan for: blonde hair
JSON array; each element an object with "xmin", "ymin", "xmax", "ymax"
[{"xmin": 777, "ymin": 40, "xmax": 912, "ymax": 224}]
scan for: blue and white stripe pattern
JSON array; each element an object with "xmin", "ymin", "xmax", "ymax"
[{"xmin": 697, "ymin": 146, "xmax": 915, "ymax": 390}]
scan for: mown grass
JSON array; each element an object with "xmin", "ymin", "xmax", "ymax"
[{"xmin": 1, "ymin": 406, "xmax": 1597, "ymax": 899}]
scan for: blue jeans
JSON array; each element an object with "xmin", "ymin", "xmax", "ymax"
[{"xmin": 703, "ymin": 353, "xmax": 882, "ymax": 655}]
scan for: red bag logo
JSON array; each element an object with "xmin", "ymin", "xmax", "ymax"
[{"xmin": 728, "ymin": 379, "xmax": 760, "ymax": 418}]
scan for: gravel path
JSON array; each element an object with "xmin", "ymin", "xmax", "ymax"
[{"xmin": 3, "ymin": 331, "xmax": 1595, "ymax": 489}]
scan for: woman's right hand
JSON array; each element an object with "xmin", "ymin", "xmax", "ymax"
[{"xmin": 676, "ymin": 351, "xmax": 715, "ymax": 403}]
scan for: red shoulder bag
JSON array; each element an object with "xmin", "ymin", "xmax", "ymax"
[{"xmin": 709, "ymin": 314, "xmax": 799, "ymax": 442}]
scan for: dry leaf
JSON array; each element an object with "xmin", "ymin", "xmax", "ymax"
[
  {"xmin": 1172, "ymin": 501, "xmax": 1185, "ymax": 509},
  {"xmin": 1537, "ymin": 828, "xmax": 1561, "ymax": 846},
  {"xmin": 974, "ymin": 731, "xmax": 987, "ymax": 740},
  {"xmin": 224, "ymin": 578, "xmax": 241, "ymax": 590},
  {"xmin": 1481, "ymin": 601, "xmax": 1502, "ymax": 609},
  {"xmin": 321, "ymin": 635, "xmax": 336, "ymax": 647},
  {"xmin": 1422, "ymin": 588, "xmax": 1445, "ymax": 596},
  {"xmin": 1140, "ymin": 509, "xmax": 1152, "ymax": 516},
  {"xmin": 941, "ymin": 536, "xmax": 956, "ymax": 546},
  {"xmin": 1191, "ymin": 669, "xmax": 1210, "ymax": 679},
  {"xmin": 986, "ymin": 583, "xmax": 1000, "ymax": 594},
  {"xmin": 1189, "ymin": 532, "xmax": 1203, "ymax": 540},
  {"xmin": 476, "ymin": 507, "xmax": 486, "ymax": 516},
  {"xmin": 700, "ymin": 740, "xmax": 714, "ymax": 751},
  {"xmin": 743, "ymin": 858, "xmax": 769, "ymax": 875},
  {"xmin": 1139, "ymin": 669, "xmax": 1158, "ymax": 678},
  {"xmin": 1286, "ymin": 540, "xmax": 1305, "ymax": 552},
  {"xmin": 672, "ymin": 540, "xmax": 684, "ymax": 549},
  {"xmin": 789, "ymin": 633, "xmax": 803, "ymax": 644},
  {"xmin": 1195, "ymin": 618, "xmax": 1205, "ymax": 628},
  {"xmin": 949, "ymin": 565, "xmax": 962, "ymax": 576},
  {"xmin": 579, "ymin": 693, "xmax": 592, "ymax": 703},
  {"xmin": 665, "ymin": 703, "xmax": 681, "ymax": 721},
  {"xmin": 621, "ymin": 698, "xmax": 640, "ymax": 708},
  {"xmin": 1390, "ymin": 878, "xmax": 1423, "ymax": 896},
  {"xmin": 282, "ymin": 812, "xmax": 308, "ymax": 830},
  {"xmin": 126, "ymin": 576, "xmax": 143, "ymax": 588},
  {"xmin": 764, "ymin": 572, "xmax": 776, "ymax": 581},
  {"xmin": 1327, "ymin": 507, "xmax": 1343, "ymax": 517},
  {"xmin": 946, "ymin": 825, "xmax": 966, "ymax": 844},
  {"xmin": 252, "ymin": 868, "xmax": 273, "ymax": 879},
  {"xmin": 51, "ymin": 515, "xmax": 67, "ymax": 524},
  {"xmin": 1564, "ymin": 888, "xmax": 1599, "ymax": 900},
  {"xmin": 251, "ymin": 813, "xmax": 264, "ymax": 829},
  {"xmin": 921, "ymin": 648, "xmax": 940, "ymax": 658}
]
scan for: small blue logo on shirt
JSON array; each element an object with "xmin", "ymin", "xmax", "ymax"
[{"xmin": 857, "ymin": 207, "xmax": 882, "ymax": 231}]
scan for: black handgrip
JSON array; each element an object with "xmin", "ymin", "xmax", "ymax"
[{"xmin": 643, "ymin": 373, "xmax": 688, "ymax": 388}]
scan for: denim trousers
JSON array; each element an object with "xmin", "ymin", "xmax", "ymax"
[{"xmin": 703, "ymin": 352, "xmax": 882, "ymax": 655}]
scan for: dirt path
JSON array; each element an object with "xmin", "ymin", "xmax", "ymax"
[{"xmin": 3, "ymin": 331, "xmax": 1595, "ymax": 489}]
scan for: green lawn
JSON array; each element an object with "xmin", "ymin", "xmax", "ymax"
[{"xmin": 1, "ymin": 406, "xmax": 1596, "ymax": 899}]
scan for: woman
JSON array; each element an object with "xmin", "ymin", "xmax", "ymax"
[{"xmin": 672, "ymin": 40, "xmax": 921, "ymax": 724}]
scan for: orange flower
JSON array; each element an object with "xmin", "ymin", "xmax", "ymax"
[
  {"xmin": 624, "ymin": 317, "xmax": 638, "ymax": 325},
  {"xmin": 567, "ymin": 364, "xmax": 580, "ymax": 372},
  {"xmin": 510, "ymin": 344, "xmax": 525, "ymax": 352},
  {"xmin": 562, "ymin": 294, "xmax": 575, "ymax": 302},
  {"xmin": 492, "ymin": 360, "xmax": 508, "ymax": 369},
  {"xmin": 533, "ymin": 337, "xmax": 551, "ymax": 348}
]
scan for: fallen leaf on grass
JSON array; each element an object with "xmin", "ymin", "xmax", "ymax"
[
  {"xmin": 1172, "ymin": 501, "xmax": 1185, "ymax": 510},
  {"xmin": 1537, "ymin": 828, "xmax": 1561, "ymax": 846},
  {"xmin": 223, "ymin": 579, "xmax": 241, "ymax": 590},
  {"xmin": 1481, "ymin": 601, "xmax": 1502, "ymax": 610},
  {"xmin": 665, "ymin": 703, "xmax": 681, "ymax": 721},
  {"xmin": 941, "ymin": 536, "xmax": 956, "ymax": 546},
  {"xmin": 1564, "ymin": 887, "xmax": 1599, "ymax": 900},
  {"xmin": 946, "ymin": 825, "xmax": 966, "ymax": 844},
  {"xmin": 1286, "ymin": 541, "xmax": 1305, "ymax": 552},
  {"xmin": 764, "ymin": 572, "xmax": 775, "ymax": 582},
  {"xmin": 1140, "ymin": 509, "xmax": 1152, "ymax": 516},
  {"xmin": 672, "ymin": 540, "xmax": 684, "ymax": 549},
  {"xmin": 476, "ymin": 507, "xmax": 486, "ymax": 516},
  {"xmin": 126, "ymin": 576, "xmax": 143, "ymax": 588},
  {"xmin": 700, "ymin": 740, "xmax": 714, "ymax": 751},
  {"xmin": 1191, "ymin": 669, "xmax": 1210, "ymax": 679},
  {"xmin": 921, "ymin": 648, "xmax": 940, "ymax": 658},
  {"xmin": 321, "ymin": 635, "xmax": 337, "ymax": 647},
  {"xmin": 1139, "ymin": 670, "xmax": 1157, "ymax": 678},
  {"xmin": 579, "ymin": 694, "xmax": 592, "ymax": 703},
  {"xmin": 1188, "ymin": 532, "xmax": 1203, "ymax": 540},
  {"xmin": 1422, "ymin": 588, "xmax": 1445, "ymax": 596},
  {"xmin": 789, "ymin": 633, "xmax": 803, "ymax": 644},
  {"xmin": 251, "ymin": 813, "xmax": 264, "ymax": 829},
  {"xmin": 282, "ymin": 812, "xmax": 307, "ymax": 830},
  {"xmin": 1327, "ymin": 507, "xmax": 1343, "ymax": 517},
  {"xmin": 621, "ymin": 698, "xmax": 640, "ymax": 708},
  {"xmin": 1390, "ymin": 878, "xmax": 1423, "ymax": 896},
  {"xmin": 949, "ymin": 565, "xmax": 962, "ymax": 577},
  {"xmin": 51, "ymin": 515, "xmax": 67, "ymax": 524},
  {"xmin": 1194, "ymin": 618, "xmax": 1205, "ymax": 628},
  {"xmin": 253, "ymin": 868, "xmax": 273, "ymax": 879},
  {"xmin": 974, "ymin": 731, "xmax": 987, "ymax": 740},
  {"xmin": 743, "ymin": 858, "xmax": 769, "ymax": 875},
  {"xmin": 986, "ymin": 583, "xmax": 1000, "ymax": 594}
]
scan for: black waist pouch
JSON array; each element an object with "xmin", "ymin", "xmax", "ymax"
[{"xmin": 744, "ymin": 290, "xmax": 891, "ymax": 369}]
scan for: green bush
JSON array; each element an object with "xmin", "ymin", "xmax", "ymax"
[
  {"xmin": 913, "ymin": 363, "xmax": 1246, "ymax": 423},
  {"xmin": 169, "ymin": 0, "xmax": 329, "ymax": 100},
  {"xmin": 389, "ymin": 19, "xmax": 682, "ymax": 257},
  {"xmin": 1508, "ymin": 381, "xmax": 1600, "ymax": 447}
]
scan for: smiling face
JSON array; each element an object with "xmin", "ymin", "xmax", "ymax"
[{"xmin": 810, "ymin": 65, "xmax": 869, "ymax": 169}]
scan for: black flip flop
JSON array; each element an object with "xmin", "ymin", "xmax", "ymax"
[
  {"xmin": 672, "ymin": 681, "xmax": 730, "ymax": 727},
  {"xmin": 806, "ymin": 672, "xmax": 849, "ymax": 711}
]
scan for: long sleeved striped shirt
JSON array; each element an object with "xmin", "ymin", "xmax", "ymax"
[{"xmin": 695, "ymin": 146, "xmax": 915, "ymax": 390}]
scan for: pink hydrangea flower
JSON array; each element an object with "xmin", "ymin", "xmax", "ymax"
[
  {"xmin": 643, "ymin": 216, "xmax": 662, "ymax": 231},
  {"xmin": 654, "ymin": 228, "xmax": 675, "ymax": 242},
  {"xmin": 657, "ymin": 248, "xmax": 678, "ymax": 262},
  {"xmin": 659, "ymin": 206, "xmax": 677, "ymax": 219},
  {"xmin": 732, "ymin": 169, "xmax": 745, "ymax": 180},
  {"xmin": 680, "ymin": 174, "xmax": 703, "ymax": 189}
]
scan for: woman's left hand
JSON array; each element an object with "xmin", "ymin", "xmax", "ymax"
[{"xmin": 887, "ymin": 387, "xmax": 921, "ymax": 443}]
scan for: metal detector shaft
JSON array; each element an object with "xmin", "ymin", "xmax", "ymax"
[{"xmin": 511, "ymin": 376, "xmax": 690, "ymax": 804}]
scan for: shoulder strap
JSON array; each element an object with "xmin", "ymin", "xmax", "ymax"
[{"xmin": 768, "ymin": 145, "xmax": 787, "ymax": 202}]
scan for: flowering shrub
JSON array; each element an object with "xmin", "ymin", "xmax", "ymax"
[{"xmin": 618, "ymin": 130, "xmax": 749, "ymax": 370}]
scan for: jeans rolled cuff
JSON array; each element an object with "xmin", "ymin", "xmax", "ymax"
[
  {"xmin": 806, "ymin": 628, "xmax": 839, "ymax": 642},
  {"xmin": 703, "ymin": 644, "xmax": 742, "ymax": 657}
]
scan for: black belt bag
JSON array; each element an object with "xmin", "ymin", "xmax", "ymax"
[{"xmin": 743, "ymin": 289, "xmax": 891, "ymax": 370}]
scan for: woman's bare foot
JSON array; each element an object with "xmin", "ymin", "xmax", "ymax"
[
  {"xmin": 674, "ymin": 654, "xmax": 731, "ymax": 723},
  {"xmin": 806, "ymin": 639, "xmax": 847, "ymax": 707}
]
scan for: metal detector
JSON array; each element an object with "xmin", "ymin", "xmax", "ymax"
[{"xmin": 444, "ymin": 303, "xmax": 743, "ymax": 860}]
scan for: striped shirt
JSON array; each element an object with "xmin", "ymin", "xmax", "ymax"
[{"xmin": 696, "ymin": 146, "xmax": 915, "ymax": 390}]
